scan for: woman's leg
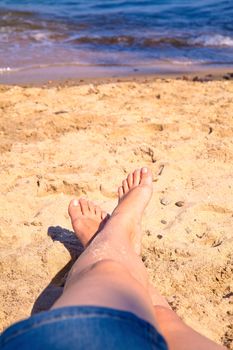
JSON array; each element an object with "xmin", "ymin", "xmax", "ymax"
[
  {"xmin": 153, "ymin": 306, "xmax": 225, "ymax": 350},
  {"xmin": 52, "ymin": 167, "xmax": 225, "ymax": 349},
  {"xmin": 52, "ymin": 168, "xmax": 166, "ymax": 327}
]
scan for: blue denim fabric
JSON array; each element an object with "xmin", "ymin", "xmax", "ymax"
[{"xmin": 1, "ymin": 306, "xmax": 168, "ymax": 350}]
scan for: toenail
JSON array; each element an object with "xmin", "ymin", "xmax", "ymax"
[
  {"xmin": 142, "ymin": 167, "xmax": 148, "ymax": 173},
  {"xmin": 72, "ymin": 199, "xmax": 79, "ymax": 206}
]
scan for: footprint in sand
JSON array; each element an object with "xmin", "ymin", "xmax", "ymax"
[
  {"xmin": 37, "ymin": 176, "xmax": 95, "ymax": 197},
  {"xmin": 200, "ymin": 204, "xmax": 233, "ymax": 215}
]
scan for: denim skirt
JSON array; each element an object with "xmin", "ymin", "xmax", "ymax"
[{"xmin": 1, "ymin": 306, "xmax": 168, "ymax": 350}]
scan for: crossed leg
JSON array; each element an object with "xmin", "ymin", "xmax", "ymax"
[
  {"xmin": 52, "ymin": 167, "xmax": 163, "ymax": 327},
  {"xmin": 52, "ymin": 168, "xmax": 225, "ymax": 350}
]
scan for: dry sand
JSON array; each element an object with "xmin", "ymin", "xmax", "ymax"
[{"xmin": 0, "ymin": 77, "xmax": 232, "ymax": 348}]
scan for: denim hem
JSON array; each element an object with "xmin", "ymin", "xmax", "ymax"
[{"xmin": 1, "ymin": 305, "xmax": 168, "ymax": 349}]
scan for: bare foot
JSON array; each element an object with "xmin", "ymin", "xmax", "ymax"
[
  {"xmin": 117, "ymin": 167, "xmax": 153, "ymax": 212},
  {"xmin": 116, "ymin": 168, "xmax": 170, "ymax": 307},
  {"xmin": 68, "ymin": 198, "xmax": 109, "ymax": 248},
  {"xmin": 107, "ymin": 167, "xmax": 153, "ymax": 255}
]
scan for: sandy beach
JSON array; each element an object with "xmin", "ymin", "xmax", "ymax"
[{"xmin": 0, "ymin": 76, "xmax": 232, "ymax": 348}]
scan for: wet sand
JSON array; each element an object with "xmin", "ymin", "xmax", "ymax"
[{"xmin": 0, "ymin": 76, "xmax": 232, "ymax": 348}]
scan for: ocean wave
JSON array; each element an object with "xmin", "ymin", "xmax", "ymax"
[
  {"xmin": 190, "ymin": 34, "xmax": 233, "ymax": 47},
  {"xmin": 70, "ymin": 35, "xmax": 136, "ymax": 46},
  {"xmin": 69, "ymin": 34, "xmax": 233, "ymax": 49},
  {"xmin": 70, "ymin": 35, "xmax": 190, "ymax": 48}
]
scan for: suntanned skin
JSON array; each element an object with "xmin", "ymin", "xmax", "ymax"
[{"xmin": 52, "ymin": 167, "xmax": 225, "ymax": 350}]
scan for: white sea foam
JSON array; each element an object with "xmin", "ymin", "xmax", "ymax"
[
  {"xmin": 169, "ymin": 59, "xmax": 202, "ymax": 66},
  {"xmin": 31, "ymin": 32, "xmax": 50, "ymax": 42},
  {"xmin": 0, "ymin": 67, "xmax": 19, "ymax": 74},
  {"xmin": 190, "ymin": 34, "xmax": 233, "ymax": 47},
  {"xmin": 0, "ymin": 67, "xmax": 11, "ymax": 73}
]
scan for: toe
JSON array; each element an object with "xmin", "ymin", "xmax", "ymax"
[
  {"xmin": 127, "ymin": 172, "xmax": 133, "ymax": 188},
  {"xmin": 68, "ymin": 198, "xmax": 82, "ymax": 219},
  {"xmin": 79, "ymin": 198, "xmax": 89, "ymax": 215},
  {"xmin": 101, "ymin": 210, "xmax": 108, "ymax": 220},
  {"xmin": 122, "ymin": 179, "xmax": 129, "ymax": 194},
  {"xmin": 140, "ymin": 167, "xmax": 153, "ymax": 186},
  {"xmin": 95, "ymin": 205, "xmax": 102, "ymax": 218},
  {"xmin": 133, "ymin": 169, "xmax": 141, "ymax": 186},
  {"xmin": 88, "ymin": 201, "xmax": 95, "ymax": 215},
  {"xmin": 118, "ymin": 186, "xmax": 124, "ymax": 199}
]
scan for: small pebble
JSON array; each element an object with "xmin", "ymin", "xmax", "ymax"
[
  {"xmin": 54, "ymin": 110, "xmax": 69, "ymax": 115},
  {"xmin": 146, "ymin": 230, "xmax": 151, "ymax": 236},
  {"xmin": 161, "ymin": 219, "xmax": 167, "ymax": 224},
  {"xmin": 158, "ymin": 164, "xmax": 165, "ymax": 175},
  {"xmin": 30, "ymin": 221, "xmax": 42, "ymax": 226},
  {"xmin": 192, "ymin": 76, "xmax": 199, "ymax": 82},
  {"xmin": 160, "ymin": 198, "xmax": 169, "ymax": 206},
  {"xmin": 157, "ymin": 234, "xmax": 163, "ymax": 239},
  {"xmin": 175, "ymin": 201, "xmax": 185, "ymax": 207}
]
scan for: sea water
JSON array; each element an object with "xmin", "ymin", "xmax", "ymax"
[{"xmin": 0, "ymin": 0, "xmax": 233, "ymax": 82}]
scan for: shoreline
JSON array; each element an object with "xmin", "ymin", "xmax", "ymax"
[{"xmin": 1, "ymin": 65, "xmax": 233, "ymax": 87}]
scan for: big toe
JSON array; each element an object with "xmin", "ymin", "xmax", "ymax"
[
  {"xmin": 68, "ymin": 198, "xmax": 82, "ymax": 221},
  {"xmin": 140, "ymin": 167, "xmax": 153, "ymax": 186}
]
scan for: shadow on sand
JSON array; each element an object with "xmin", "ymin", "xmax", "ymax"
[{"xmin": 31, "ymin": 226, "xmax": 83, "ymax": 315}]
